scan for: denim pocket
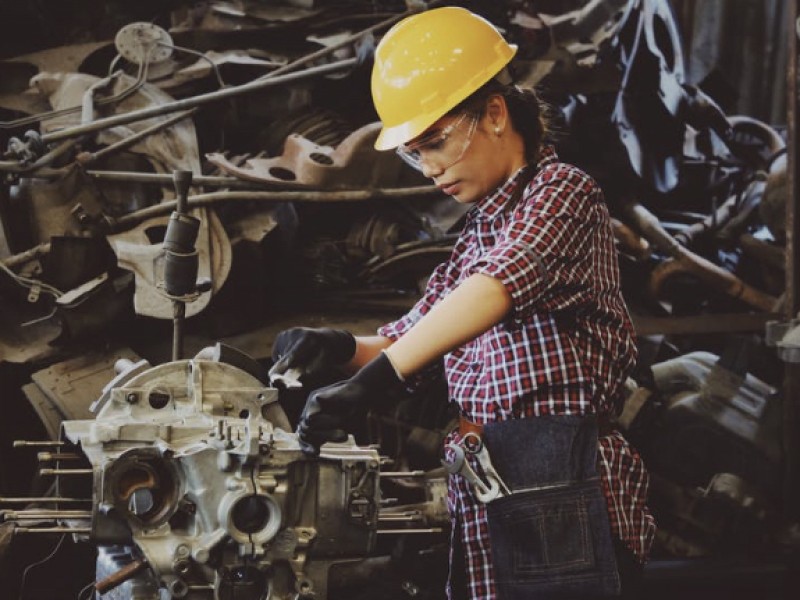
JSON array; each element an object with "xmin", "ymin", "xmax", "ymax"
[
  {"xmin": 487, "ymin": 479, "xmax": 619, "ymax": 598},
  {"xmin": 483, "ymin": 416, "xmax": 620, "ymax": 599}
]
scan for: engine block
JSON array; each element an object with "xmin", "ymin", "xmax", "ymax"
[{"xmin": 60, "ymin": 357, "xmax": 381, "ymax": 599}]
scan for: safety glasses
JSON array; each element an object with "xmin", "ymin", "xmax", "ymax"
[{"xmin": 396, "ymin": 112, "xmax": 479, "ymax": 172}]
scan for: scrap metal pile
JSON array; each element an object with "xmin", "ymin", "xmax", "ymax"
[{"xmin": 0, "ymin": 1, "xmax": 797, "ymax": 598}]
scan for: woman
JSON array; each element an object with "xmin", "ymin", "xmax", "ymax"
[{"xmin": 270, "ymin": 6, "xmax": 655, "ymax": 599}]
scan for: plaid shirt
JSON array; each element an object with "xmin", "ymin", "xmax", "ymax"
[{"xmin": 379, "ymin": 146, "xmax": 656, "ymax": 599}]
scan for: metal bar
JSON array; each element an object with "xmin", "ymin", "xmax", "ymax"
[
  {"xmin": 789, "ymin": 0, "xmax": 800, "ymax": 319},
  {"xmin": 13, "ymin": 527, "xmax": 91, "ymax": 534},
  {"xmin": 631, "ymin": 312, "xmax": 779, "ymax": 336},
  {"xmin": 40, "ymin": 59, "xmax": 358, "ymax": 144},
  {"xmin": 0, "ymin": 497, "xmax": 91, "ymax": 503},
  {"xmin": 37, "ymin": 452, "xmax": 81, "ymax": 462},
  {"xmin": 3, "ymin": 510, "xmax": 92, "ymax": 519},
  {"xmin": 78, "ymin": 109, "xmax": 197, "ymax": 165},
  {"xmin": 13, "ymin": 440, "xmax": 64, "ymax": 448},
  {"xmin": 39, "ymin": 468, "xmax": 93, "ymax": 476},
  {"xmin": 85, "ymin": 170, "xmax": 266, "ymax": 187},
  {"xmin": 110, "ymin": 185, "xmax": 441, "ymax": 230},
  {"xmin": 379, "ymin": 471, "xmax": 426, "ymax": 478},
  {"xmin": 377, "ymin": 528, "xmax": 445, "ymax": 535},
  {"xmin": 784, "ymin": 0, "xmax": 800, "ymax": 521},
  {"xmin": 95, "ymin": 558, "xmax": 149, "ymax": 595}
]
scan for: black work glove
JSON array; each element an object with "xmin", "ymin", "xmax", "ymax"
[
  {"xmin": 269, "ymin": 327, "xmax": 356, "ymax": 383},
  {"xmin": 297, "ymin": 351, "xmax": 402, "ymax": 455}
]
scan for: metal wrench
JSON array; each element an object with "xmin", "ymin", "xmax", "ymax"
[{"xmin": 442, "ymin": 436, "xmax": 510, "ymax": 503}]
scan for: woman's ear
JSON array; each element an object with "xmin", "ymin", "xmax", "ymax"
[{"xmin": 485, "ymin": 94, "xmax": 509, "ymax": 135}]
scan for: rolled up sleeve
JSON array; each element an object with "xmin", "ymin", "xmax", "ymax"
[{"xmin": 469, "ymin": 168, "xmax": 600, "ymax": 322}]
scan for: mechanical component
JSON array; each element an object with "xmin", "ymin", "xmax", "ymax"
[
  {"xmin": 114, "ymin": 22, "xmax": 174, "ymax": 65},
  {"xmin": 44, "ymin": 357, "xmax": 382, "ymax": 599}
]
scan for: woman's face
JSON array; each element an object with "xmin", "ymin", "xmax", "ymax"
[{"xmin": 398, "ymin": 97, "xmax": 526, "ymax": 204}]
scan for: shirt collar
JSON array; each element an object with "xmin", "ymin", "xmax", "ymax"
[{"xmin": 467, "ymin": 145, "xmax": 559, "ymax": 222}]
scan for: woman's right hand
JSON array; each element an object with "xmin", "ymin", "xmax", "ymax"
[{"xmin": 268, "ymin": 327, "xmax": 356, "ymax": 385}]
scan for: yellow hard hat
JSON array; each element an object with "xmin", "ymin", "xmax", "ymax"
[{"xmin": 371, "ymin": 6, "xmax": 517, "ymax": 151}]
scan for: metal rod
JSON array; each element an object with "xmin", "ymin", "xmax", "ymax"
[
  {"xmin": 376, "ymin": 528, "xmax": 445, "ymax": 535},
  {"xmin": 13, "ymin": 527, "xmax": 91, "ymax": 534},
  {"xmin": 85, "ymin": 170, "xmax": 267, "ymax": 187},
  {"xmin": 95, "ymin": 558, "xmax": 149, "ymax": 595},
  {"xmin": 379, "ymin": 471, "xmax": 427, "ymax": 478},
  {"xmin": 13, "ymin": 440, "xmax": 65, "ymax": 448},
  {"xmin": 0, "ymin": 497, "xmax": 91, "ymax": 504},
  {"xmin": 3, "ymin": 510, "xmax": 92, "ymax": 519},
  {"xmin": 110, "ymin": 185, "xmax": 441, "ymax": 230},
  {"xmin": 77, "ymin": 109, "xmax": 197, "ymax": 166},
  {"xmin": 39, "ymin": 468, "xmax": 93, "ymax": 476},
  {"xmin": 40, "ymin": 58, "xmax": 358, "ymax": 144},
  {"xmin": 377, "ymin": 515, "xmax": 422, "ymax": 522},
  {"xmin": 784, "ymin": 0, "xmax": 800, "ymax": 522},
  {"xmin": 37, "ymin": 452, "xmax": 81, "ymax": 462}
]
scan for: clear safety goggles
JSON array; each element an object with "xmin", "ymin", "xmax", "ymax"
[{"xmin": 396, "ymin": 111, "xmax": 479, "ymax": 172}]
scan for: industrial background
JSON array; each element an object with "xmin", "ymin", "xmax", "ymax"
[{"xmin": 0, "ymin": 1, "xmax": 798, "ymax": 599}]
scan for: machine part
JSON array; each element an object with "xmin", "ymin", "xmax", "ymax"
[
  {"xmin": 611, "ymin": 0, "xmax": 687, "ymax": 192},
  {"xmin": 207, "ymin": 122, "xmax": 405, "ymax": 189},
  {"xmin": 766, "ymin": 319, "xmax": 800, "ymax": 364},
  {"xmin": 47, "ymin": 357, "xmax": 381, "ymax": 599},
  {"xmin": 622, "ymin": 202, "xmax": 779, "ymax": 312},
  {"xmin": 106, "ymin": 207, "xmax": 231, "ymax": 319},
  {"xmin": 533, "ymin": 0, "xmax": 636, "ymax": 67},
  {"xmin": 627, "ymin": 351, "xmax": 781, "ymax": 495},
  {"xmin": 114, "ymin": 23, "xmax": 174, "ymax": 66},
  {"xmin": 20, "ymin": 348, "xmax": 143, "ymax": 440}
]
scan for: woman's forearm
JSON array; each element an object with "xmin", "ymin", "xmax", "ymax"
[
  {"xmin": 346, "ymin": 335, "xmax": 395, "ymax": 371},
  {"xmin": 385, "ymin": 274, "xmax": 512, "ymax": 377}
]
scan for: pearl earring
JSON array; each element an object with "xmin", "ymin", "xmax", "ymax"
[{"xmin": 494, "ymin": 126, "xmax": 501, "ymax": 135}]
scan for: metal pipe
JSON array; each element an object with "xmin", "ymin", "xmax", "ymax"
[
  {"xmin": 76, "ymin": 109, "xmax": 197, "ymax": 166},
  {"xmin": 110, "ymin": 185, "xmax": 441, "ymax": 231},
  {"xmin": 0, "ymin": 497, "xmax": 91, "ymax": 503},
  {"xmin": 624, "ymin": 202, "xmax": 779, "ymax": 312},
  {"xmin": 39, "ymin": 468, "xmax": 93, "ymax": 476},
  {"xmin": 37, "ymin": 452, "xmax": 81, "ymax": 462},
  {"xmin": 783, "ymin": 0, "xmax": 800, "ymax": 521},
  {"xmin": 39, "ymin": 58, "xmax": 358, "ymax": 145},
  {"xmin": 84, "ymin": 169, "xmax": 266, "ymax": 188},
  {"xmin": 13, "ymin": 440, "xmax": 64, "ymax": 448},
  {"xmin": 376, "ymin": 528, "xmax": 445, "ymax": 535},
  {"xmin": 379, "ymin": 471, "xmax": 426, "ymax": 477},
  {"xmin": 13, "ymin": 527, "xmax": 91, "ymax": 534},
  {"xmin": 94, "ymin": 559, "xmax": 149, "ymax": 595},
  {"xmin": 3, "ymin": 510, "xmax": 92, "ymax": 519}
]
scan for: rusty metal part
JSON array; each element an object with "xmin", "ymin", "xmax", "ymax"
[
  {"xmin": 207, "ymin": 122, "xmax": 405, "ymax": 189},
  {"xmin": 623, "ymin": 202, "xmax": 779, "ymax": 312},
  {"xmin": 611, "ymin": 217, "xmax": 650, "ymax": 259},
  {"xmin": 94, "ymin": 558, "xmax": 149, "ymax": 595}
]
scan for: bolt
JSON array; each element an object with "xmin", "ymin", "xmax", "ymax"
[{"xmin": 126, "ymin": 393, "xmax": 138, "ymax": 404}]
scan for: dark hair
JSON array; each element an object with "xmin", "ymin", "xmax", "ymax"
[{"xmin": 450, "ymin": 78, "xmax": 549, "ymax": 165}]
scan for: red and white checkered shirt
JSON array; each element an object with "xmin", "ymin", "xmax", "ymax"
[{"xmin": 379, "ymin": 146, "xmax": 656, "ymax": 599}]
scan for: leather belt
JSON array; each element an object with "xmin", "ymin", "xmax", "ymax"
[
  {"xmin": 458, "ymin": 414, "xmax": 616, "ymax": 438},
  {"xmin": 458, "ymin": 415, "xmax": 484, "ymax": 437}
]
